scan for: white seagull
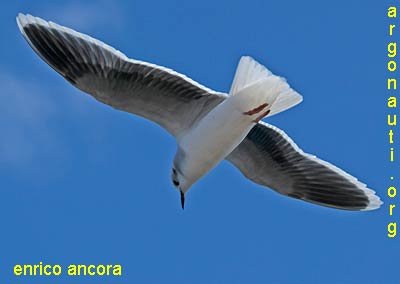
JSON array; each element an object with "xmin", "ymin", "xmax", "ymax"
[{"xmin": 17, "ymin": 14, "xmax": 382, "ymax": 211}]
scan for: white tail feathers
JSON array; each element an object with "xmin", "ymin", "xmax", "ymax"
[
  {"xmin": 230, "ymin": 56, "xmax": 303, "ymax": 117},
  {"xmin": 230, "ymin": 76, "xmax": 284, "ymax": 117}
]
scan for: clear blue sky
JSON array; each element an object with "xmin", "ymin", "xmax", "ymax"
[{"xmin": 0, "ymin": 1, "xmax": 396, "ymax": 283}]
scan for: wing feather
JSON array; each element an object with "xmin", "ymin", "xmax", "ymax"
[
  {"xmin": 227, "ymin": 122, "xmax": 382, "ymax": 211},
  {"xmin": 17, "ymin": 14, "xmax": 226, "ymax": 137}
]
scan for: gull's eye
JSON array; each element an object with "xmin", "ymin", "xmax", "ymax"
[
  {"xmin": 172, "ymin": 168, "xmax": 177, "ymax": 175},
  {"xmin": 173, "ymin": 179, "xmax": 179, "ymax": 186}
]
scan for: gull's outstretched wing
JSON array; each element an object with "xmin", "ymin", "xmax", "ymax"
[
  {"xmin": 227, "ymin": 122, "xmax": 382, "ymax": 211},
  {"xmin": 16, "ymin": 14, "xmax": 226, "ymax": 137}
]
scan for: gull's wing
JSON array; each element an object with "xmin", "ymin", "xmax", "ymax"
[
  {"xmin": 16, "ymin": 14, "xmax": 226, "ymax": 137},
  {"xmin": 227, "ymin": 122, "xmax": 383, "ymax": 211}
]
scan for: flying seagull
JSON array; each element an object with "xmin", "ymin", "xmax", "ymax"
[{"xmin": 16, "ymin": 14, "xmax": 382, "ymax": 211}]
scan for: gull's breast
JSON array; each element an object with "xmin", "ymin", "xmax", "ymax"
[{"xmin": 177, "ymin": 97, "xmax": 255, "ymax": 186}]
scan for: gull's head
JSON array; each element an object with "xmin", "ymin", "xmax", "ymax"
[{"xmin": 171, "ymin": 167, "xmax": 191, "ymax": 209}]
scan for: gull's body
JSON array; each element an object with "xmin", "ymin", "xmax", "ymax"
[
  {"xmin": 16, "ymin": 13, "xmax": 382, "ymax": 211},
  {"xmin": 177, "ymin": 76, "xmax": 284, "ymax": 192},
  {"xmin": 177, "ymin": 101, "xmax": 255, "ymax": 191}
]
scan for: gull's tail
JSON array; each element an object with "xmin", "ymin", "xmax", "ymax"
[{"xmin": 229, "ymin": 56, "xmax": 302, "ymax": 120}]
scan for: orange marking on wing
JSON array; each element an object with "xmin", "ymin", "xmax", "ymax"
[
  {"xmin": 252, "ymin": 109, "xmax": 271, "ymax": 123},
  {"xmin": 243, "ymin": 103, "xmax": 269, "ymax": 115}
]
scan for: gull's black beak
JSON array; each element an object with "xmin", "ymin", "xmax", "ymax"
[{"xmin": 180, "ymin": 190, "xmax": 185, "ymax": 210}]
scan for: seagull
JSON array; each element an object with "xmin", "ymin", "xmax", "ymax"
[{"xmin": 16, "ymin": 13, "xmax": 382, "ymax": 211}]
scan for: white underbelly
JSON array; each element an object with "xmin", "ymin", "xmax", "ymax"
[{"xmin": 178, "ymin": 98, "xmax": 255, "ymax": 184}]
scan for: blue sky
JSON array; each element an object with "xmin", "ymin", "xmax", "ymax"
[{"xmin": 0, "ymin": 0, "xmax": 397, "ymax": 283}]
